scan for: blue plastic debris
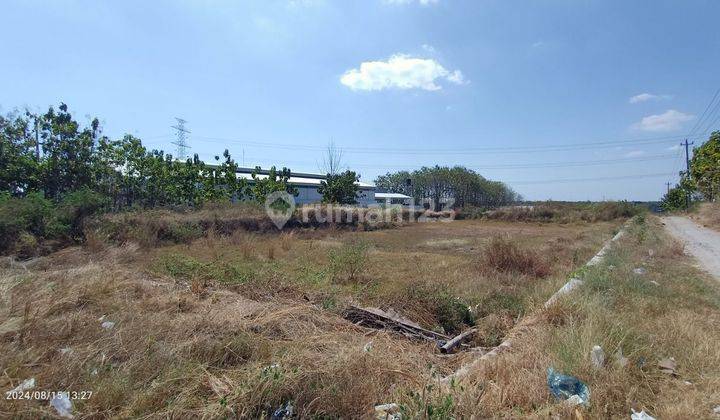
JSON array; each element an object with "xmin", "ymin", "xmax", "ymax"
[
  {"xmin": 271, "ymin": 401, "xmax": 294, "ymax": 420},
  {"xmin": 546, "ymin": 367, "xmax": 590, "ymax": 406}
]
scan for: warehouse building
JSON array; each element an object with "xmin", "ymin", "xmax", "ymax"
[{"xmin": 235, "ymin": 167, "xmax": 376, "ymax": 206}]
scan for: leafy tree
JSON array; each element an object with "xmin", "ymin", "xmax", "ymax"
[
  {"xmin": 40, "ymin": 103, "xmax": 95, "ymax": 199},
  {"xmin": 0, "ymin": 112, "xmax": 40, "ymax": 195},
  {"xmin": 318, "ymin": 170, "xmax": 360, "ymax": 204},
  {"xmin": 249, "ymin": 166, "xmax": 298, "ymax": 203},
  {"xmin": 690, "ymin": 131, "xmax": 720, "ymax": 202},
  {"xmin": 660, "ymin": 185, "xmax": 687, "ymax": 211},
  {"xmin": 375, "ymin": 166, "xmax": 519, "ymax": 209}
]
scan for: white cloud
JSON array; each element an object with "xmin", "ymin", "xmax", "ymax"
[
  {"xmin": 666, "ymin": 144, "xmax": 681, "ymax": 151},
  {"xmin": 632, "ymin": 109, "xmax": 694, "ymax": 132},
  {"xmin": 623, "ymin": 150, "xmax": 646, "ymax": 158},
  {"xmin": 384, "ymin": 0, "xmax": 439, "ymax": 5},
  {"xmin": 421, "ymin": 44, "xmax": 436, "ymax": 53},
  {"xmin": 532, "ymin": 41, "xmax": 545, "ymax": 48},
  {"xmin": 340, "ymin": 54, "xmax": 466, "ymax": 91},
  {"xmin": 628, "ymin": 93, "xmax": 672, "ymax": 104}
]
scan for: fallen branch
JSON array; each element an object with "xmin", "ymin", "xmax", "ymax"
[
  {"xmin": 343, "ymin": 305, "xmax": 449, "ymax": 344},
  {"xmin": 440, "ymin": 328, "xmax": 477, "ymax": 354}
]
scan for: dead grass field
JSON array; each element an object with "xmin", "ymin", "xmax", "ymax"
[
  {"xmin": 2, "ymin": 216, "xmax": 676, "ymax": 418},
  {"xmin": 691, "ymin": 202, "xmax": 720, "ymax": 231},
  {"xmin": 439, "ymin": 216, "xmax": 720, "ymax": 418}
]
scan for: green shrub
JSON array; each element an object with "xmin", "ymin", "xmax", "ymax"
[
  {"xmin": 13, "ymin": 231, "xmax": 39, "ymax": 259},
  {"xmin": 159, "ymin": 222, "xmax": 203, "ymax": 244},
  {"xmin": 59, "ymin": 187, "xmax": 109, "ymax": 238},
  {"xmin": 0, "ymin": 192, "xmax": 65, "ymax": 253},
  {"xmin": 476, "ymin": 291, "xmax": 525, "ymax": 318},
  {"xmin": 156, "ymin": 253, "xmax": 255, "ymax": 284},
  {"xmin": 404, "ymin": 282, "xmax": 474, "ymax": 334},
  {"xmin": 328, "ymin": 241, "xmax": 369, "ymax": 281}
]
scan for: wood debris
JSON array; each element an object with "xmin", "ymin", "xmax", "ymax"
[{"xmin": 343, "ymin": 305, "xmax": 449, "ymax": 344}]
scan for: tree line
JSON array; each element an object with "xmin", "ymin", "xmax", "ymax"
[
  {"xmin": 661, "ymin": 131, "xmax": 720, "ymax": 210},
  {"xmin": 374, "ymin": 166, "xmax": 520, "ymax": 209}
]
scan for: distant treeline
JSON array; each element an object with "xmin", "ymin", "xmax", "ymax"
[
  {"xmin": 375, "ymin": 166, "xmax": 520, "ymax": 209},
  {"xmin": 0, "ymin": 103, "xmax": 298, "ymax": 255}
]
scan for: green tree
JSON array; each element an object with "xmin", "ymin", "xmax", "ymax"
[
  {"xmin": 40, "ymin": 103, "xmax": 95, "ymax": 199},
  {"xmin": 690, "ymin": 131, "xmax": 720, "ymax": 201},
  {"xmin": 0, "ymin": 112, "xmax": 40, "ymax": 195},
  {"xmin": 661, "ymin": 185, "xmax": 687, "ymax": 211},
  {"xmin": 375, "ymin": 166, "xmax": 518, "ymax": 209},
  {"xmin": 249, "ymin": 166, "xmax": 298, "ymax": 203},
  {"xmin": 318, "ymin": 170, "xmax": 360, "ymax": 204}
]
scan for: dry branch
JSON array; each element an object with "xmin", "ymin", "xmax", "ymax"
[
  {"xmin": 440, "ymin": 328, "xmax": 477, "ymax": 353},
  {"xmin": 343, "ymin": 305, "xmax": 449, "ymax": 344}
]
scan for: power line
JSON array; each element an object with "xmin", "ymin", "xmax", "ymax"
[
  {"xmin": 188, "ymin": 132, "xmax": 708, "ymax": 155},
  {"xmin": 689, "ymin": 88, "xmax": 720, "ymax": 137},
  {"xmin": 507, "ymin": 172, "xmax": 676, "ymax": 185},
  {"xmin": 217, "ymin": 153, "xmax": 676, "ymax": 170}
]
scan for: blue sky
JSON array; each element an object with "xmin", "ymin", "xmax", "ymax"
[{"xmin": 2, "ymin": 0, "xmax": 718, "ymax": 201}]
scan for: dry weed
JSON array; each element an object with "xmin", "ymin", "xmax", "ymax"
[{"xmin": 482, "ymin": 236, "xmax": 551, "ymax": 278}]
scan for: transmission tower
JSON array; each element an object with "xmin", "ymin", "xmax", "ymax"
[{"xmin": 171, "ymin": 118, "xmax": 191, "ymax": 160}]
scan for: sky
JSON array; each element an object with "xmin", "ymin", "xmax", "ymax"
[{"xmin": 1, "ymin": 0, "xmax": 719, "ymax": 201}]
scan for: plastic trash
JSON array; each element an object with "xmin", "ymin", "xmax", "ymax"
[
  {"xmin": 364, "ymin": 341, "xmax": 373, "ymax": 352},
  {"xmin": 50, "ymin": 392, "xmax": 74, "ymax": 418},
  {"xmin": 101, "ymin": 321, "xmax": 115, "ymax": 330},
  {"xmin": 633, "ymin": 267, "xmax": 647, "ymax": 275},
  {"xmin": 590, "ymin": 345, "xmax": 605, "ymax": 368},
  {"xmin": 547, "ymin": 367, "xmax": 590, "ymax": 406},
  {"xmin": 713, "ymin": 405, "xmax": 720, "ymax": 415},
  {"xmin": 615, "ymin": 349, "xmax": 629, "ymax": 368},
  {"xmin": 631, "ymin": 409, "xmax": 656, "ymax": 420},
  {"xmin": 271, "ymin": 401, "xmax": 294, "ymax": 420},
  {"xmin": 658, "ymin": 357, "xmax": 677, "ymax": 376},
  {"xmin": 375, "ymin": 403, "xmax": 401, "ymax": 419},
  {"xmin": 10, "ymin": 378, "xmax": 35, "ymax": 393}
]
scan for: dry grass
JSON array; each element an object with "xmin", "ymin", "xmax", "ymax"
[
  {"xmin": 430, "ymin": 216, "xmax": 720, "ymax": 418},
  {"xmin": 691, "ymin": 202, "xmax": 720, "ymax": 231},
  {"xmin": 1, "ymin": 217, "xmax": 627, "ymax": 418},
  {"xmin": 482, "ymin": 235, "xmax": 551, "ymax": 278},
  {"xmin": 486, "ymin": 201, "xmax": 643, "ymax": 224}
]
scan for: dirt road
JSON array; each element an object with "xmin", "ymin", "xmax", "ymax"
[{"xmin": 664, "ymin": 216, "xmax": 720, "ymax": 278}]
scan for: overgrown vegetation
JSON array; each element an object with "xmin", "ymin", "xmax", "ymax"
[
  {"xmin": 417, "ymin": 217, "xmax": 720, "ymax": 418},
  {"xmin": 0, "ymin": 103, "xmax": 303, "ymax": 255},
  {"xmin": 661, "ymin": 130, "xmax": 719, "ymax": 210},
  {"xmin": 1, "ymin": 213, "xmax": 626, "ymax": 417},
  {"xmin": 485, "ymin": 201, "xmax": 643, "ymax": 223},
  {"xmin": 0, "ymin": 188, "xmax": 107, "ymax": 256},
  {"xmin": 482, "ymin": 236, "xmax": 551, "ymax": 278},
  {"xmin": 327, "ymin": 240, "xmax": 369, "ymax": 282}
]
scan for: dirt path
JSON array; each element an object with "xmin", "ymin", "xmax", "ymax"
[{"xmin": 664, "ymin": 216, "xmax": 720, "ymax": 279}]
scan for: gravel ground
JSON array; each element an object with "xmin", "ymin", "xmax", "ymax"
[{"xmin": 664, "ymin": 216, "xmax": 720, "ymax": 279}]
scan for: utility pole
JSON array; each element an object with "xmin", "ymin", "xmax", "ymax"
[
  {"xmin": 665, "ymin": 182, "xmax": 671, "ymax": 194},
  {"xmin": 681, "ymin": 139, "xmax": 694, "ymax": 209},
  {"xmin": 171, "ymin": 118, "xmax": 191, "ymax": 161}
]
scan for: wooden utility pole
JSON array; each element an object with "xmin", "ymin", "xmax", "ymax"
[
  {"xmin": 665, "ymin": 182, "xmax": 671, "ymax": 194},
  {"xmin": 681, "ymin": 139, "xmax": 694, "ymax": 209}
]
